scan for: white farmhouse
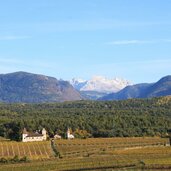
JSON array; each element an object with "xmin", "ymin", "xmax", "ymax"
[
  {"xmin": 67, "ymin": 128, "xmax": 75, "ymax": 139},
  {"xmin": 22, "ymin": 128, "xmax": 47, "ymax": 142}
]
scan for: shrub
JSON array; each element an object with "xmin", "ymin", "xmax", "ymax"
[{"xmin": 0, "ymin": 157, "xmax": 8, "ymax": 163}]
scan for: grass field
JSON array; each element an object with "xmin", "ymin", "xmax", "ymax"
[{"xmin": 0, "ymin": 137, "xmax": 170, "ymax": 171}]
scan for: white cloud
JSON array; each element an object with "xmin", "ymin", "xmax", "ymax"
[
  {"xmin": 107, "ymin": 40, "xmax": 150, "ymax": 45},
  {"xmin": 106, "ymin": 39, "xmax": 171, "ymax": 45},
  {"xmin": 0, "ymin": 36, "xmax": 30, "ymax": 40}
]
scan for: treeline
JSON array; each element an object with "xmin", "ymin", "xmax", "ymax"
[{"xmin": 0, "ymin": 97, "xmax": 171, "ymax": 141}]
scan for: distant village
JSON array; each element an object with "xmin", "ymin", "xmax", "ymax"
[{"xmin": 22, "ymin": 128, "xmax": 74, "ymax": 142}]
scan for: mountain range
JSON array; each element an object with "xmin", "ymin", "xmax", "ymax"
[
  {"xmin": 70, "ymin": 76, "xmax": 131, "ymax": 93},
  {"xmin": 100, "ymin": 75, "xmax": 171, "ymax": 100},
  {"xmin": 0, "ymin": 71, "xmax": 170, "ymax": 103},
  {"xmin": 70, "ymin": 76, "xmax": 131, "ymax": 100}
]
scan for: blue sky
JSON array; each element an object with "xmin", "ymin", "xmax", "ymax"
[{"xmin": 0, "ymin": 0, "xmax": 171, "ymax": 83}]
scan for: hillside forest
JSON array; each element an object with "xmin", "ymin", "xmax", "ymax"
[{"xmin": 0, "ymin": 96, "xmax": 171, "ymax": 141}]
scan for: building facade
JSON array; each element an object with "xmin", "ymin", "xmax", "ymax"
[
  {"xmin": 67, "ymin": 128, "xmax": 75, "ymax": 139},
  {"xmin": 22, "ymin": 128, "xmax": 47, "ymax": 142}
]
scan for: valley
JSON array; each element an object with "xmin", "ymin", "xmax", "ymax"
[
  {"xmin": 0, "ymin": 96, "xmax": 171, "ymax": 170},
  {"xmin": 1, "ymin": 0, "xmax": 171, "ymax": 170}
]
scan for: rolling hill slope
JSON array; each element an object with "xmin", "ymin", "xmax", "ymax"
[{"xmin": 0, "ymin": 72, "xmax": 82, "ymax": 103}]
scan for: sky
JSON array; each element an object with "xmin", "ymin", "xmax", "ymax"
[{"xmin": 0, "ymin": 0, "xmax": 171, "ymax": 83}]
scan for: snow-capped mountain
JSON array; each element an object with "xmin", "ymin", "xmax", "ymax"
[
  {"xmin": 70, "ymin": 76, "xmax": 132, "ymax": 93},
  {"xmin": 70, "ymin": 78, "xmax": 87, "ymax": 90}
]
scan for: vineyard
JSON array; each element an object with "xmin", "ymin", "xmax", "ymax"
[
  {"xmin": 0, "ymin": 137, "xmax": 171, "ymax": 171},
  {"xmin": 55, "ymin": 137, "xmax": 169, "ymax": 158},
  {"xmin": 0, "ymin": 141, "xmax": 53, "ymax": 160}
]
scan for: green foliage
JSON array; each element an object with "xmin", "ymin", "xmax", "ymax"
[
  {"xmin": 0, "ymin": 157, "xmax": 8, "ymax": 163},
  {"xmin": 0, "ymin": 155, "xmax": 29, "ymax": 164},
  {"xmin": 0, "ymin": 97, "xmax": 171, "ymax": 140}
]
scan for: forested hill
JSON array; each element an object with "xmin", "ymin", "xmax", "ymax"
[
  {"xmin": 0, "ymin": 71, "xmax": 82, "ymax": 103},
  {"xmin": 0, "ymin": 96, "xmax": 171, "ymax": 140}
]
